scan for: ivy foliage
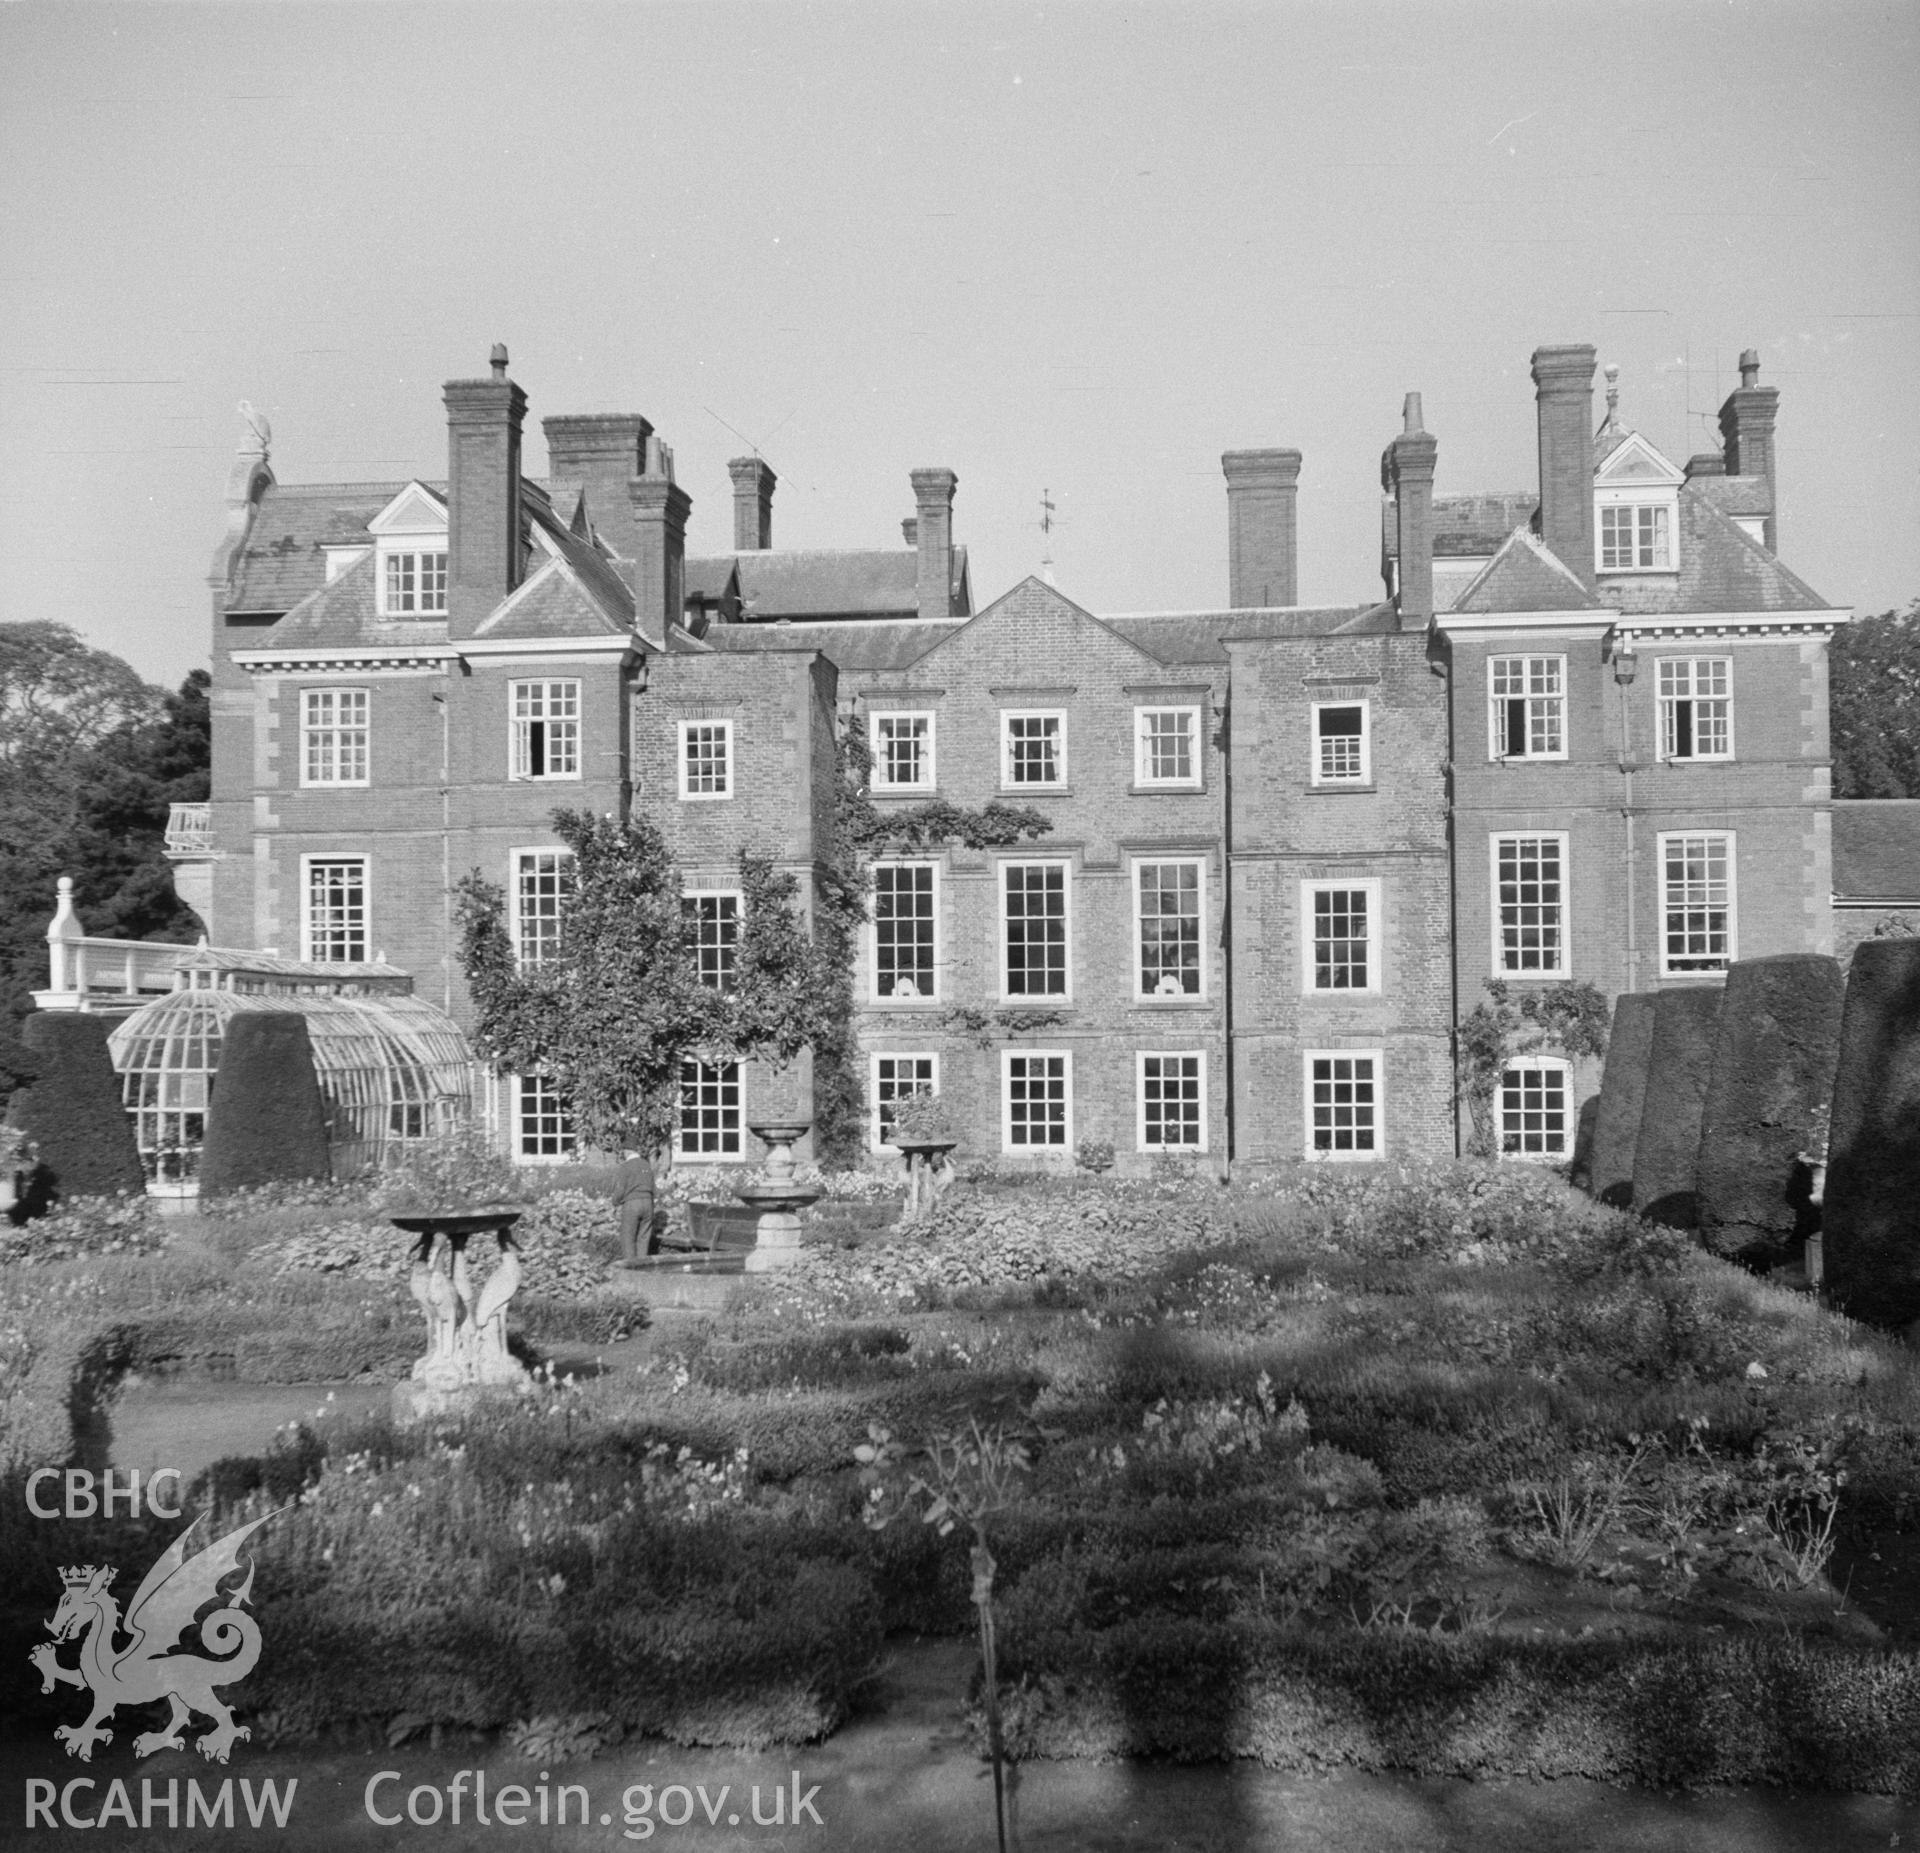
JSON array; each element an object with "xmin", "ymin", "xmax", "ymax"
[{"xmin": 1455, "ymin": 977, "xmax": 1610, "ymax": 1158}]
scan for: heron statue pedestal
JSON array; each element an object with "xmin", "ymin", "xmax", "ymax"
[{"xmin": 390, "ymin": 1209, "xmax": 528, "ymax": 1421}]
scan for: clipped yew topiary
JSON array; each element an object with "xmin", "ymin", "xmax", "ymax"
[
  {"xmin": 1586, "ymin": 992, "xmax": 1655, "ymax": 1207},
  {"xmin": 1629, "ymin": 986, "xmax": 1723, "ymax": 1229},
  {"xmin": 1694, "ymin": 954, "xmax": 1845, "ymax": 1268},
  {"xmin": 6, "ymin": 1012, "xmax": 144, "ymax": 1203},
  {"xmin": 1823, "ymin": 936, "xmax": 1920, "ymax": 1330},
  {"xmin": 196, "ymin": 1012, "xmax": 331, "ymax": 1196}
]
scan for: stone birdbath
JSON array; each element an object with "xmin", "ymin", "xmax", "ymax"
[
  {"xmin": 738, "ymin": 1122, "xmax": 821, "ymax": 1272},
  {"xmin": 390, "ymin": 1208, "xmax": 527, "ymax": 1418},
  {"xmin": 890, "ymin": 1135, "xmax": 958, "ymax": 1220}
]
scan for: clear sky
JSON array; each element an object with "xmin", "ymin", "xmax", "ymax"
[{"xmin": 2, "ymin": 0, "xmax": 1915, "ymax": 690}]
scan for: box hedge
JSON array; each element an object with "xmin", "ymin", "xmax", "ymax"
[
  {"xmin": 1630, "ymin": 987, "xmax": 1723, "ymax": 1228},
  {"xmin": 6, "ymin": 1012, "xmax": 145, "ymax": 1204},
  {"xmin": 1694, "ymin": 954, "xmax": 1845, "ymax": 1266},
  {"xmin": 1824, "ymin": 936, "xmax": 1920, "ymax": 1330},
  {"xmin": 1587, "ymin": 993, "xmax": 1655, "ymax": 1207},
  {"xmin": 197, "ymin": 1013, "xmax": 331, "ymax": 1195}
]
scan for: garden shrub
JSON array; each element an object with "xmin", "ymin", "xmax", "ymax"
[
  {"xmin": 198, "ymin": 1013, "xmax": 330, "ymax": 1195},
  {"xmin": 1588, "ymin": 992, "xmax": 1655, "ymax": 1206},
  {"xmin": 6, "ymin": 1011, "xmax": 144, "ymax": 1204},
  {"xmin": 1694, "ymin": 954, "xmax": 1845, "ymax": 1268},
  {"xmin": 1630, "ymin": 987, "xmax": 1723, "ymax": 1228},
  {"xmin": 1824, "ymin": 936, "xmax": 1920, "ymax": 1330}
]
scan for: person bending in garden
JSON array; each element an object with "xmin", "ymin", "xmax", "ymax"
[{"xmin": 612, "ymin": 1146, "xmax": 658, "ymax": 1266}]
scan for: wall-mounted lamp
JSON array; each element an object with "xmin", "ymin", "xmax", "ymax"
[{"xmin": 1611, "ymin": 637, "xmax": 1638, "ymax": 685}]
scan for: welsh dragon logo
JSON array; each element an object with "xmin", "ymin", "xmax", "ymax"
[{"xmin": 29, "ymin": 1511, "xmax": 279, "ymax": 1764}]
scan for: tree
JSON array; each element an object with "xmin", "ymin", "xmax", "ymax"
[
  {"xmin": 1830, "ymin": 598, "xmax": 1920, "ymax": 799},
  {"xmin": 1454, "ymin": 977, "xmax": 1610, "ymax": 1159}
]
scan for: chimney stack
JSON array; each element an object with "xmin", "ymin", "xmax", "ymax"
[
  {"xmin": 1718, "ymin": 348, "xmax": 1779, "ymax": 550},
  {"xmin": 728, "ymin": 456, "xmax": 776, "ymax": 550},
  {"xmin": 1531, "ymin": 344, "xmax": 1597, "ymax": 592},
  {"xmin": 1221, "ymin": 449, "xmax": 1301, "ymax": 608},
  {"xmin": 542, "ymin": 414, "xmax": 651, "ymax": 554},
  {"xmin": 1382, "ymin": 393, "xmax": 1438, "ymax": 630},
  {"xmin": 443, "ymin": 345, "xmax": 527, "ymax": 639},
  {"xmin": 630, "ymin": 434, "xmax": 691, "ymax": 642},
  {"xmin": 910, "ymin": 468, "xmax": 957, "ymax": 623}
]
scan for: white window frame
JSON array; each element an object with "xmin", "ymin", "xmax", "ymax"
[
  {"xmin": 1657, "ymin": 830, "xmax": 1737, "ymax": 976},
  {"xmin": 509, "ymin": 678, "xmax": 582, "ymax": 782},
  {"xmin": 870, "ymin": 1052, "xmax": 940, "ymax": 1151},
  {"xmin": 1001, "ymin": 1049, "xmax": 1073, "ymax": 1152},
  {"xmin": 1489, "ymin": 833, "xmax": 1570, "ymax": 978},
  {"xmin": 1133, "ymin": 705, "xmax": 1202, "ymax": 789},
  {"xmin": 870, "ymin": 860, "xmax": 941, "ymax": 1002},
  {"xmin": 510, "ymin": 846, "xmax": 575, "ymax": 971},
  {"xmin": 1000, "ymin": 858, "xmax": 1073, "ymax": 1002},
  {"xmin": 1499, "ymin": 1055, "xmax": 1573, "ymax": 1161},
  {"xmin": 513, "ymin": 1071, "xmax": 576, "ymax": 1161},
  {"xmin": 1001, "ymin": 709, "xmax": 1068, "ymax": 789},
  {"xmin": 869, "ymin": 711, "xmax": 937, "ymax": 792},
  {"xmin": 681, "ymin": 887, "xmax": 742, "ymax": 994},
  {"xmin": 1309, "ymin": 698, "xmax": 1371, "ymax": 787},
  {"xmin": 1303, "ymin": 1048, "xmax": 1383, "ymax": 1162},
  {"xmin": 1138, "ymin": 1050, "xmax": 1207, "ymax": 1153},
  {"xmin": 678, "ymin": 718, "xmax": 734, "ymax": 801},
  {"xmin": 1598, "ymin": 501, "xmax": 1674, "ymax": 573},
  {"xmin": 301, "ymin": 853, "xmax": 369, "ymax": 963},
  {"xmin": 300, "ymin": 686, "xmax": 370, "ymax": 788},
  {"xmin": 1487, "ymin": 655, "xmax": 1568, "ymax": 761},
  {"xmin": 1133, "ymin": 857, "xmax": 1207, "ymax": 1000},
  {"xmin": 376, "ymin": 546, "xmax": 449, "ymax": 617},
  {"xmin": 1656, "ymin": 657, "xmax": 1735, "ymax": 762},
  {"xmin": 677, "ymin": 1059, "xmax": 744, "ymax": 1160},
  {"xmin": 1300, "ymin": 878, "xmax": 1383, "ymax": 996}
]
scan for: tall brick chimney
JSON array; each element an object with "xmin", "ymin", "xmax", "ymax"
[
  {"xmin": 443, "ymin": 345, "xmax": 527, "ymax": 639},
  {"xmin": 1531, "ymin": 344, "xmax": 1597, "ymax": 592},
  {"xmin": 630, "ymin": 434, "xmax": 691, "ymax": 642},
  {"xmin": 543, "ymin": 414, "xmax": 651, "ymax": 554},
  {"xmin": 910, "ymin": 468, "xmax": 957, "ymax": 623},
  {"xmin": 1718, "ymin": 349, "xmax": 1779, "ymax": 550},
  {"xmin": 1221, "ymin": 449, "xmax": 1302, "ymax": 608},
  {"xmin": 1382, "ymin": 393, "xmax": 1438, "ymax": 630},
  {"xmin": 728, "ymin": 457, "xmax": 776, "ymax": 550}
]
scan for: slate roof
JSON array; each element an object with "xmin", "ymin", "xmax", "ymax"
[
  {"xmin": 1597, "ymin": 489, "xmax": 1829, "ymax": 616},
  {"xmin": 1101, "ymin": 607, "xmax": 1367, "ymax": 664},
  {"xmin": 1832, "ymin": 801, "xmax": 1920, "ymax": 902},
  {"xmin": 263, "ymin": 554, "xmax": 448, "ymax": 652},
  {"xmin": 701, "ymin": 618, "xmax": 962, "ymax": 672},
  {"xmin": 472, "ymin": 555, "xmax": 629, "ymax": 641},
  {"xmin": 1686, "ymin": 474, "xmax": 1772, "ymax": 521},
  {"xmin": 688, "ymin": 546, "xmax": 970, "ymax": 621},
  {"xmin": 1452, "ymin": 529, "xmax": 1605, "ymax": 615},
  {"xmin": 1382, "ymin": 492, "xmax": 1536, "ymax": 561},
  {"xmin": 227, "ymin": 482, "xmax": 417, "ymax": 612},
  {"xmin": 684, "ymin": 557, "xmax": 740, "ymax": 603}
]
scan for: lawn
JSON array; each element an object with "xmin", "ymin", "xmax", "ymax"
[{"xmin": 2, "ymin": 1159, "xmax": 1917, "ymax": 1794}]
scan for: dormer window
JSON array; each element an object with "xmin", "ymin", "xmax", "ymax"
[
  {"xmin": 367, "ymin": 481, "xmax": 450, "ymax": 618},
  {"xmin": 1600, "ymin": 505, "xmax": 1670, "ymax": 572},
  {"xmin": 1594, "ymin": 431, "xmax": 1683, "ymax": 576},
  {"xmin": 382, "ymin": 550, "xmax": 447, "ymax": 615}
]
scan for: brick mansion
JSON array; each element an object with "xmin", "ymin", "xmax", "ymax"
[{"xmin": 165, "ymin": 342, "xmax": 1854, "ymax": 1175}]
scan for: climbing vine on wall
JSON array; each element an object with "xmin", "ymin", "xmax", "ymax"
[{"xmin": 1454, "ymin": 976, "xmax": 1610, "ymax": 1159}]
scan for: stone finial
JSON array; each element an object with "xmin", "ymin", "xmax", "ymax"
[
  {"xmin": 490, "ymin": 344, "xmax": 509, "ymax": 380},
  {"xmin": 236, "ymin": 400, "xmax": 271, "ymax": 457}
]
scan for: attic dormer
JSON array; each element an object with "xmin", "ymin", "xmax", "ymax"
[
  {"xmin": 367, "ymin": 481, "xmax": 450, "ymax": 617},
  {"xmin": 1593, "ymin": 432, "xmax": 1684, "ymax": 577}
]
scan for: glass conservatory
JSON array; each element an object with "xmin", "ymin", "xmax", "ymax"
[{"xmin": 107, "ymin": 949, "xmax": 477, "ymax": 1183}]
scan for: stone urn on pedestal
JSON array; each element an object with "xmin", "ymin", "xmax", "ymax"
[
  {"xmin": 738, "ymin": 1122, "xmax": 821, "ymax": 1272},
  {"xmin": 389, "ymin": 1208, "xmax": 528, "ymax": 1420}
]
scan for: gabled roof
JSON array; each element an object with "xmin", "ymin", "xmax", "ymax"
[
  {"xmin": 227, "ymin": 482, "xmax": 418, "ymax": 612},
  {"xmin": 701, "ymin": 618, "xmax": 962, "ymax": 672},
  {"xmin": 1594, "ymin": 430, "xmax": 1685, "ymax": 488},
  {"xmin": 473, "ymin": 554, "xmax": 630, "ymax": 641},
  {"xmin": 1687, "ymin": 474, "xmax": 1772, "ymax": 521},
  {"xmin": 1598, "ymin": 488, "xmax": 1830, "ymax": 616},
  {"xmin": 1832, "ymin": 801, "xmax": 1920, "ymax": 902},
  {"xmin": 524, "ymin": 490, "xmax": 647, "ymax": 644},
  {"xmin": 684, "ymin": 556, "xmax": 740, "ymax": 603},
  {"xmin": 262, "ymin": 552, "xmax": 447, "ymax": 650},
  {"xmin": 1452, "ymin": 528, "xmax": 1605, "ymax": 614},
  {"xmin": 685, "ymin": 545, "xmax": 970, "ymax": 622}
]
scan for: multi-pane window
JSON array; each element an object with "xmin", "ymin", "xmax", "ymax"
[
  {"xmin": 678, "ymin": 1060, "xmax": 742, "ymax": 1157},
  {"xmin": 871, "ymin": 713, "xmax": 935, "ymax": 791},
  {"xmin": 1500, "ymin": 1058, "xmax": 1570, "ymax": 1158},
  {"xmin": 382, "ymin": 549, "xmax": 448, "ymax": 615},
  {"xmin": 1311, "ymin": 702, "xmax": 1369, "ymax": 785},
  {"xmin": 1003, "ymin": 862, "xmax": 1069, "ymax": 997},
  {"xmin": 1600, "ymin": 504, "xmax": 1671, "ymax": 571},
  {"xmin": 682, "ymin": 892, "xmax": 740, "ymax": 992},
  {"xmin": 1003, "ymin": 1051, "xmax": 1070, "ymax": 1149},
  {"xmin": 304, "ymin": 857, "xmax": 368, "ymax": 962},
  {"xmin": 1306, "ymin": 1052, "xmax": 1380, "ymax": 1159},
  {"xmin": 1135, "ymin": 707, "xmax": 1199, "ymax": 787},
  {"xmin": 1489, "ymin": 656, "xmax": 1565, "ymax": 759},
  {"xmin": 1140, "ymin": 1052, "xmax": 1205, "ymax": 1150},
  {"xmin": 1003, "ymin": 712, "xmax": 1066, "ymax": 786},
  {"xmin": 510, "ymin": 680, "xmax": 581, "ymax": 780},
  {"xmin": 872, "ymin": 1054, "xmax": 938, "ymax": 1148},
  {"xmin": 1657, "ymin": 658, "xmax": 1733, "ymax": 760},
  {"xmin": 873, "ymin": 863, "xmax": 937, "ymax": 1000},
  {"xmin": 301, "ymin": 688, "xmax": 369, "ymax": 786},
  {"xmin": 679, "ymin": 720, "xmax": 733, "ymax": 799},
  {"xmin": 514, "ymin": 849, "xmax": 574, "ymax": 970},
  {"xmin": 1137, "ymin": 861, "xmax": 1203, "ymax": 997},
  {"xmin": 517, "ymin": 1073, "xmax": 575, "ymax": 1158},
  {"xmin": 1305, "ymin": 883, "xmax": 1375, "ymax": 992},
  {"xmin": 1492, "ymin": 835, "xmax": 1566, "ymax": 976},
  {"xmin": 1660, "ymin": 832, "xmax": 1735, "ymax": 974}
]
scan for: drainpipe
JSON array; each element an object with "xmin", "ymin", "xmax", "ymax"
[
  {"xmin": 1218, "ymin": 692, "xmax": 1235, "ymax": 1179},
  {"xmin": 435, "ymin": 688, "xmax": 452, "ymax": 1012},
  {"xmin": 1613, "ymin": 631, "xmax": 1640, "ymax": 992}
]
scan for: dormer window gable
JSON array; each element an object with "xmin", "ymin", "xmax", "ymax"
[
  {"xmin": 1594, "ymin": 433, "xmax": 1683, "ymax": 576},
  {"xmin": 368, "ymin": 482, "xmax": 450, "ymax": 618}
]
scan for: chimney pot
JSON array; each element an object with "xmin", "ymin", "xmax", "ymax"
[
  {"xmin": 490, "ymin": 343, "xmax": 509, "ymax": 379},
  {"xmin": 1403, "ymin": 393, "xmax": 1424, "ymax": 435},
  {"xmin": 1221, "ymin": 448, "xmax": 1302, "ymax": 608},
  {"xmin": 1739, "ymin": 348, "xmax": 1761, "ymax": 388},
  {"xmin": 1530, "ymin": 343, "xmax": 1598, "ymax": 593},
  {"xmin": 1382, "ymin": 405, "xmax": 1438, "ymax": 630},
  {"xmin": 543, "ymin": 413, "xmax": 652, "ymax": 557}
]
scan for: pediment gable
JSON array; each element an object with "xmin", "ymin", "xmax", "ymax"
[
  {"xmin": 908, "ymin": 575, "xmax": 1174, "ymax": 677},
  {"xmin": 1595, "ymin": 433, "xmax": 1683, "ymax": 488},
  {"xmin": 367, "ymin": 482, "xmax": 449, "ymax": 537}
]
